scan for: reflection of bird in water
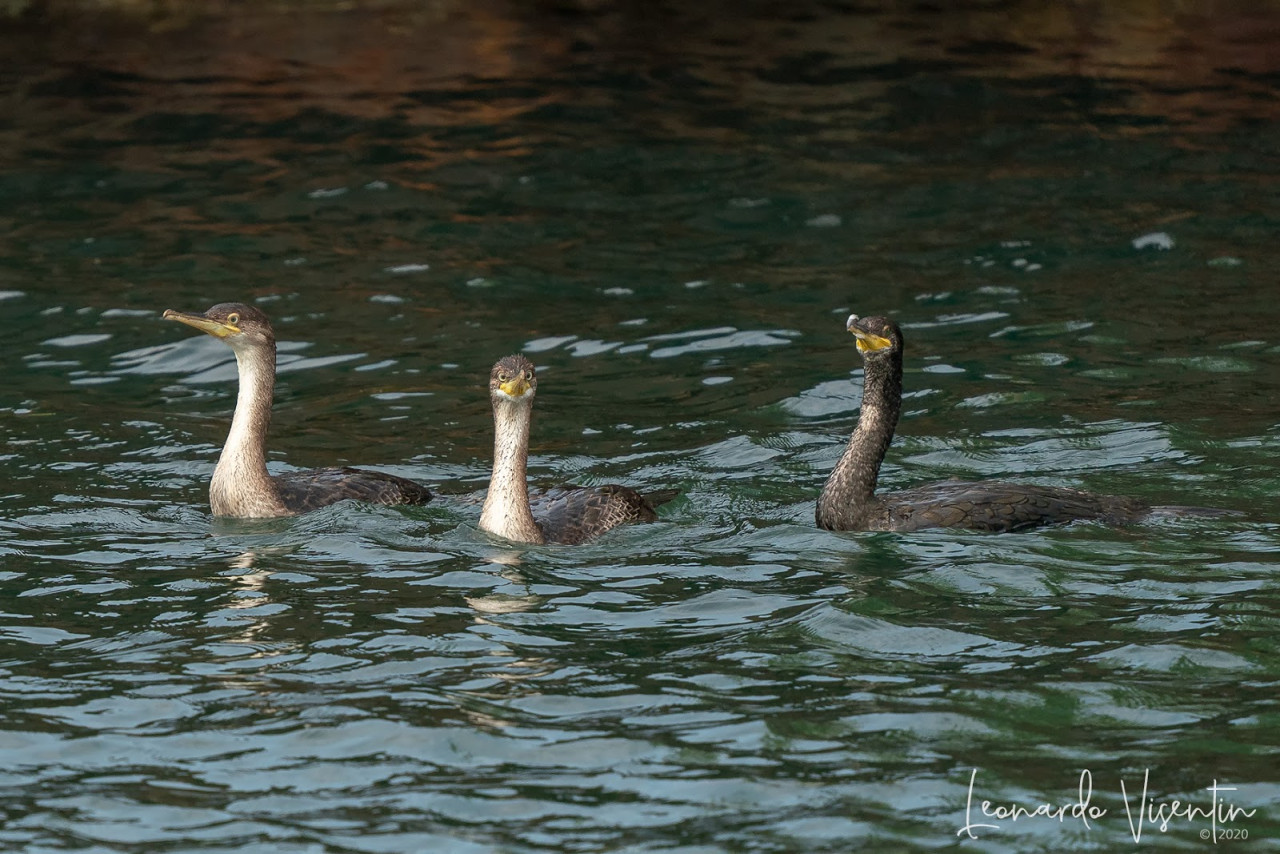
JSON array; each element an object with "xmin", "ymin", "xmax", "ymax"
[
  {"xmin": 164, "ymin": 303, "xmax": 431, "ymax": 518},
  {"xmin": 817, "ymin": 314, "xmax": 1229, "ymax": 533},
  {"xmin": 479, "ymin": 354, "xmax": 674, "ymax": 544}
]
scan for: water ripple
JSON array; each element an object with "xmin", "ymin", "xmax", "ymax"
[{"xmin": 1, "ymin": 2, "xmax": 1278, "ymax": 851}]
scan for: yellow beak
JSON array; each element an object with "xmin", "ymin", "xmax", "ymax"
[
  {"xmin": 499, "ymin": 376, "xmax": 531, "ymax": 398},
  {"xmin": 163, "ymin": 309, "xmax": 239, "ymax": 339},
  {"xmin": 851, "ymin": 328, "xmax": 894, "ymax": 353}
]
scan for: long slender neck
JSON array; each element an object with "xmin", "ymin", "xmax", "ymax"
[
  {"xmin": 816, "ymin": 351, "xmax": 903, "ymax": 529},
  {"xmin": 209, "ymin": 342, "xmax": 285, "ymax": 517},
  {"xmin": 479, "ymin": 396, "xmax": 545, "ymax": 544}
]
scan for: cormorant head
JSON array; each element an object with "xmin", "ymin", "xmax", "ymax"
[
  {"xmin": 846, "ymin": 314, "xmax": 902, "ymax": 360},
  {"xmin": 163, "ymin": 302, "xmax": 275, "ymax": 354},
  {"xmin": 490, "ymin": 354, "xmax": 537, "ymax": 403}
]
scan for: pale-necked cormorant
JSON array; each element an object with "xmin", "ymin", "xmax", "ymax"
[
  {"xmin": 164, "ymin": 302, "xmax": 431, "ymax": 517},
  {"xmin": 479, "ymin": 354, "xmax": 672, "ymax": 544}
]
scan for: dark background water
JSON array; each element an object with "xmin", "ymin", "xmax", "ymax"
[{"xmin": 1, "ymin": 1, "xmax": 1278, "ymax": 850}]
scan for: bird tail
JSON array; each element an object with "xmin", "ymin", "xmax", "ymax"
[
  {"xmin": 1147, "ymin": 505, "xmax": 1243, "ymax": 520},
  {"xmin": 642, "ymin": 488, "xmax": 681, "ymax": 509}
]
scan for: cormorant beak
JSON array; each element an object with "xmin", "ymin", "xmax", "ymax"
[
  {"xmin": 853, "ymin": 332, "xmax": 894, "ymax": 354},
  {"xmin": 498, "ymin": 376, "xmax": 532, "ymax": 399},
  {"xmin": 847, "ymin": 315, "xmax": 894, "ymax": 354},
  {"xmin": 163, "ymin": 309, "xmax": 240, "ymax": 338}
]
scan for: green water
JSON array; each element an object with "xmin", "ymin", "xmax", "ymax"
[{"xmin": 2, "ymin": 2, "xmax": 1278, "ymax": 851}]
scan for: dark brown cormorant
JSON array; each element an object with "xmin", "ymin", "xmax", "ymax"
[
  {"xmin": 479, "ymin": 354, "xmax": 672, "ymax": 544},
  {"xmin": 163, "ymin": 302, "xmax": 431, "ymax": 518},
  {"xmin": 816, "ymin": 314, "xmax": 1222, "ymax": 533}
]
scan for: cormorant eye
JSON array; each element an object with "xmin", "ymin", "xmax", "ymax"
[
  {"xmin": 227, "ymin": 313, "xmax": 240, "ymax": 325},
  {"xmin": 497, "ymin": 372, "xmax": 508, "ymax": 382},
  {"xmin": 523, "ymin": 370, "xmax": 533, "ymax": 381}
]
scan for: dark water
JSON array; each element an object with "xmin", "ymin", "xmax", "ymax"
[{"xmin": 2, "ymin": 1, "xmax": 1279, "ymax": 850}]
